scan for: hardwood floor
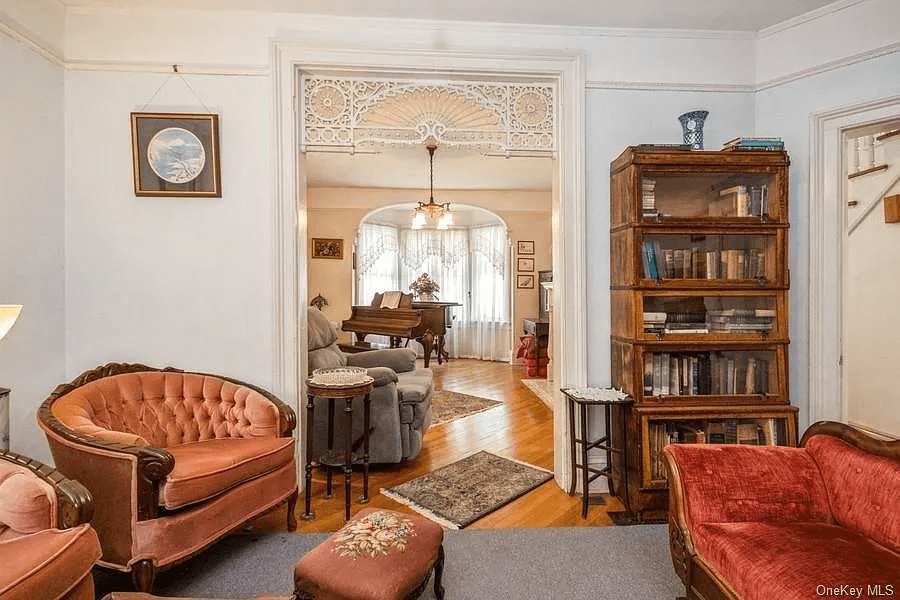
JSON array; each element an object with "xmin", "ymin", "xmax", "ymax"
[{"xmin": 252, "ymin": 358, "xmax": 624, "ymax": 533}]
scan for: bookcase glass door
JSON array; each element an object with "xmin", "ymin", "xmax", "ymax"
[
  {"xmin": 645, "ymin": 416, "xmax": 790, "ymax": 486},
  {"xmin": 642, "ymin": 294, "xmax": 779, "ymax": 339},
  {"xmin": 641, "ymin": 172, "xmax": 779, "ymax": 221},
  {"xmin": 641, "ymin": 233, "xmax": 777, "ymax": 283},
  {"xmin": 642, "ymin": 348, "xmax": 780, "ymax": 400}
]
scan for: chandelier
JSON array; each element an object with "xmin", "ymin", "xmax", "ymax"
[{"xmin": 412, "ymin": 141, "xmax": 452, "ymax": 230}]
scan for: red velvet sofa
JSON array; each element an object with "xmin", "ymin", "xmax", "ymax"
[{"xmin": 664, "ymin": 421, "xmax": 900, "ymax": 600}]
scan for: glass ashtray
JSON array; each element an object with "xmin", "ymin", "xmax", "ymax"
[{"xmin": 309, "ymin": 366, "xmax": 373, "ymax": 387}]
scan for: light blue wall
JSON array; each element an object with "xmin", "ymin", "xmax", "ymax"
[
  {"xmin": 0, "ymin": 33, "xmax": 65, "ymax": 462},
  {"xmin": 757, "ymin": 52, "xmax": 900, "ymax": 429}
]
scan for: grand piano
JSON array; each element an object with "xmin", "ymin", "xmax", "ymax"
[{"xmin": 341, "ymin": 293, "xmax": 460, "ymax": 368}]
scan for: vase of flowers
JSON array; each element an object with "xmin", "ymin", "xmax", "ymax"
[{"xmin": 409, "ymin": 273, "xmax": 440, "ymax": 302}]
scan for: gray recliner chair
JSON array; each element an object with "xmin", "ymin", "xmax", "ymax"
[{"xmin": 306, "ymin": 306, "xmax": 433, "ymax": 463}]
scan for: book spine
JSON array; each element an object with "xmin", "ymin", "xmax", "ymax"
[{"xmin": 644, "ymin": 241, "xmax": 659, "ymax": 279}]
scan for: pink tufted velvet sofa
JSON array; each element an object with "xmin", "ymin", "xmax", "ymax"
[
  {"xmin": 664, "ymin": 421, "xmax": 900, "ymax": 600},
  {"xmin": 0, "ymin": 449, "xmax": 101, "ymax": 600},
  {"xmin": 37, "ymin": 362, "xmax": 298, "ymax": 593}
]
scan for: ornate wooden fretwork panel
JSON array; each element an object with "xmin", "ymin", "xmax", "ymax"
[{"xmin": 301, "ymin": 76, "xmax": 556, "ymax": 154}]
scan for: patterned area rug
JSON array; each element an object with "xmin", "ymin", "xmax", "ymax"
[
  {"xmin": 431, "ymin": 389, "xmax": 502, "ymax": 426},
  {"xmin": 381, "ymin": 450, "xmax": 554, "ymax": 529}
]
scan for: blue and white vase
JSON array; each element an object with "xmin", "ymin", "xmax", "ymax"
[{"xmin": 678, "ymin": 110, "xmax": 709, "ymax": 150}]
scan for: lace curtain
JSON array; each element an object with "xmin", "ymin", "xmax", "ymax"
[
  {"xmin": 356, "ymin": 222, "xmax": 511, "ymax": 361},
  {"xmin": 356, "ymin": 223, "xmax": 399, "ymax": 306}
]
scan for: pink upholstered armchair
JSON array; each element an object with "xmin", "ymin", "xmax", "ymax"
[
  {"xmin": 37, "ymin": 362, "xmax": 298, "ymax": 593},
  {"xmin": 0, "ymin": 449, "xmax": 101, "ymax": 600}
]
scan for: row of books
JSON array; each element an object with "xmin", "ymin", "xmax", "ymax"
[
  {"xmin": 709, "ymin": 184, "xmax": 769, "ymax": 218},
  {"xmin": 643, "ymin": 311, "xmax": 706, "ymax": 334},
  {"xmin": 643, "ymin": 352, "xmax": 771, "ymax": 396},
  {"xmin": 643, "ymin": 242, "xmax": 767, "ymax": 281},
  {"xmin": 641, "ymin": 178, "xmax": 658, "ymax": 217},
  {"xmin": 707, "ymin": 309, "xmax": 775, "ymax": 333},
  {"xmin": 643, "ymin": 309, "xmax": 775, "ymax": 334},
  {"xmin": 722, "ymin": 137, "xmax": 784, "ymax": 151},
  {"xmin": 648, "ymin": 419, "xmax": 780, "ymax": 480}
]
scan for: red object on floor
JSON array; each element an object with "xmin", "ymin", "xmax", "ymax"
[{"xmin": 525, "ymin": 365, "xmax": 548, "ymax": 377}]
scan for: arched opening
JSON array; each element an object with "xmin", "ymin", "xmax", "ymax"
[{"xmin": 353, "ymin": 202, "xmax": 513, "ymax": 362}]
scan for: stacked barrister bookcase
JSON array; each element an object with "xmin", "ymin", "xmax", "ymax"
[{"xmin": 609, "ymin": 145, "xmax": 799, "ymax": 523}]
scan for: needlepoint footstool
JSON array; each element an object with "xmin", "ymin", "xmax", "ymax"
[{"xmin": 294, "ymin": 508, "xmax": 446, "ymax": 600}]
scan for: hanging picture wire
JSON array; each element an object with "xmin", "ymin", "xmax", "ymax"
[
  {"xmin": 138, "ymin": 64, "xmax": 215, "ymax": 114},
  {"xmin": 131, "ymin": 64, "xmax": 222, "ymax": 197}
]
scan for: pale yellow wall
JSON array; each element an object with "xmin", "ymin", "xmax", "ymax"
[{"xmin": 306, "ymin": 187, "xmax": 552, "ymax": 353}]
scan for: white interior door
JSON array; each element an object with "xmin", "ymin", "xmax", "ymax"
[{"xmin": 841, "ymin": 120, "xmax": 900, "ymax": 439}]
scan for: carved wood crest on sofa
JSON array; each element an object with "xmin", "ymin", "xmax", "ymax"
[{"xmin": 37, "ymin": 362, "xmax": 298, "ymax": 593}]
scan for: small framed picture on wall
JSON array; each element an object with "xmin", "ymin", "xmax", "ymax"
[
  {"xmin": 517, "ymin": 274, "xmax": 535, "ymax": 289},
  {"xmin": 517, "ymin": 257, "xmax": 535, "ymax": 272},
  {"xmin": 516, "ymin": 240, "xmax": 535, "ymax": 255},
  {"xmin": 131, "ymin": 112, "xmax": 221, "ymax": 197},
  {"xmin": 311, "ymin": 238, "xmax": 344, "ymax": 259}
]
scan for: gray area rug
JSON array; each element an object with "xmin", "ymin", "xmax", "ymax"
[
  {"xmin": 431, "ymin": 389, "xmax": 502, "ymax": 426},
  {"xmin": 104, "ymin": 525, "xmax": 682, "ymax": 599},
  {"xmin": 381, "ymin": 451, "xmax": 554, "ymax": 529}
]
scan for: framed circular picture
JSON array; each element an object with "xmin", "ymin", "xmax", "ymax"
[{"xmin": 131, "ymin": 112, "xmax": 221, "ymax": 197}]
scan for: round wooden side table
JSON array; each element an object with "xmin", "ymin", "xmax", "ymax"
[
  {"xmin": 303, "ymin": 378, "xmax": 373, "ymax": 522},
  {"xmin": 560, "ymin": 386, "xmax": 633, "ymax": 520}
]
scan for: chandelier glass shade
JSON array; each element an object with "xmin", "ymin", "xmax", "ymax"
[{"xmin": 412, "ymin": 142, "xmax": 452, "ymax": 230}]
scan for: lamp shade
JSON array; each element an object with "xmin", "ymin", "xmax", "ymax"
[{"xmin": 0, "ymin": 305, "xmax": 22, "ymax": 342}]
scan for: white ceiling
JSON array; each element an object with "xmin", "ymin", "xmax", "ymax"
[{"xmin": 59, "ymin": 0, "xmax": 839, "ymax": 32}]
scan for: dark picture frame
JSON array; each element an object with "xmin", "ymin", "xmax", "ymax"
[
  {"xmin": 311, "ymin": 238, "xmax": 344, "ymax": 259},
  {"xmin": 131, "ymin": 112, "xmax": 221, "ymax": 197},
  {"xmin": 517, "ymin": 240, "xmax": 535, "ymax": 255},
  {"xmin": 517, "ymin": 274, "xmax": 535, "ymax": 289},
  {"xmin": 517, "ymin": 257, "xmax": 535, "ymax": 272}
]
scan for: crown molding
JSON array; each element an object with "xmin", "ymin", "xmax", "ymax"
[
  {"xmin": 757, "ymin": 0, "xmax": 869, "ymax": 39},
  {"xmin": 64, "ymin": 59, "xmax": 268, "ymax": 76},
  {"xmin": 586, "ymin": 80, "xmax": 754, "ymax": 93},
  {"xmin": 0, "ymin": 13, "xmax": 64, "ymax": 67},
  {"xmin": 756, "ymin": 40, "xmax": 900, "ymax": 92},
  {"xmin": 4, "ymin": 7, "xmax": 897, "ymax": 98}
]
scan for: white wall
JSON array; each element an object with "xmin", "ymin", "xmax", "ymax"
[
  {"xmin": 756, "ymin": 0, "xmax": 900, "ymax": 87},
  {"xmin": 844, "ymin": 136, "xmax": 900, "ymax": 437},
  {"xmin": 757, "ymin": 53, "xmax": 900, "ymax": 430},
  {"xmin": 2, "ymin": 0, "xmax": 899, "ymax": 458},
  {"xmin": 585, "ymin": 88, "xmax": 757, "ymax": 386},
  {"xmin": 0, "ymin": 32, "xmax": 65, "ymax": 461},
  {"xmin": 64, "ymin": 70, "xmax": 275, "ymax": 387}
]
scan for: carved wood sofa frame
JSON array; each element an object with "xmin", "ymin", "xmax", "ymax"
[
  {"xmin": 37, "ymin": 362, "xmax": 299, "ymax": 592},
  {"xmin": 664, "ymin": 420, "xmax": 900, "ymax": 600},
  {"xmin": 0, "ymin": 448, "xmax": 94, "ymax": 530}
]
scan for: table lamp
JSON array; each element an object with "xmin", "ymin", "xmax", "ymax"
[{"xmin": 0, "ymin": 304, "xmax": 22, "ymax": 451}]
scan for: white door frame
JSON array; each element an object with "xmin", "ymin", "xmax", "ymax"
[
  {"xmin": 271, "ymin": 42, "xmax": 587, "ymax": 491},
  {"xmin": 808, "ymin": 94, "xmax": 900, "ymax": 425}
]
